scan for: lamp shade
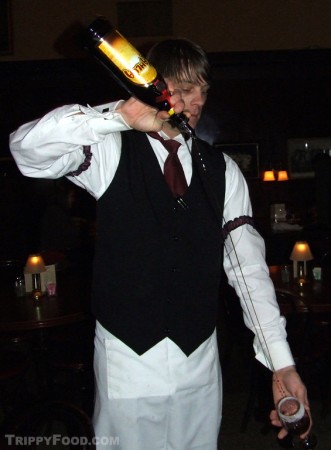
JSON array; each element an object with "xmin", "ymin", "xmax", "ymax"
[
  {"xmin": 263, "ymin": 170, "xmax": 276, "ymax": 181},
  {"xmin": 290, "ymin": 241, "xmax": 313, "ymax": 262},
  {"xmin": 25, "ymin": 254, "xmax": 46, "ymax": 274},
  {"xmin": 277, "ymin": 170, "xmax": 289, "ymax": 181}
]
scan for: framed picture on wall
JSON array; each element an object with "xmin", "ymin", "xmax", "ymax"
[
  {"xmin": 0, "ymin": 0, "xmax": 12, "ymax": 54},
  {"xmin": 287, "ymin": 137, "xmax": 331, "ymax": 178},
  {"xmin": 214, "ymin": 142, "xmax": 259, "ymax": 179}
]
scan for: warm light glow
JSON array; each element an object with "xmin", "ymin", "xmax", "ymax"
[
  {"xmin": 263, "ymin": 170, "xmax": 276, "ymax": 181},
  {"xmin": 25, "ymin": 254, "xmax": 46, "ymax": 274},
  {"xmin": 290, "ymin": 241, "xmax": 313, "ymax": 262},
  {"xmin": 290, "ymin": 241, "xmax": 314, "ymax": 283},
  {"xmin": 277, "ymin": 170, "xmax": 289, "ymax": 181}
]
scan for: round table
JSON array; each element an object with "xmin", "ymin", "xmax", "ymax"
[
  {"xmin": 0, "ymin": 270, "xmax": 91, "ymax": 332},
  {"xmin": 0, "ymin": 269, "xmax": 93, "ymax": 399}
]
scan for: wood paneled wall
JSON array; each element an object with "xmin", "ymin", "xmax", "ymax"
[{"xmin": 1, "ymin": 49, "xmax": 331, "ymax": 259}]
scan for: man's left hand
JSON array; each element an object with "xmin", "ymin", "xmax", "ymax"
[{"xmin": 270, "ymin": 365, "xmax": 312, "ymax": 440}]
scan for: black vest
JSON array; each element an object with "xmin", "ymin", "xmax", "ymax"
[{"xmin": 92, "ymin": 131, "xmax": 226, "ymax": 355}]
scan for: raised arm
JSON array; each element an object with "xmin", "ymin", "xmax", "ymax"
[{"xmin": 9, "ymin": 92, "xmax": 186, "ymax": 198}]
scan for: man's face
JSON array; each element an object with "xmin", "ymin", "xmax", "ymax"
[{"xmin": 165, "ymin": 78, "xmax": 210, "ymax": 130}]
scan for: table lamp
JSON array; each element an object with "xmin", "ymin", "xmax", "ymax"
[
  {"xmin": 25, "ymin": 254, "xmax": 46, "ymax": 300},
  {"xmin": 277, "ymin": 170, "xmax": 289, "ymax": 181},
  {"xmin": 290, "ymin": 241, "xmax": 313, "ymax": 285},
  {"xmin": 263, "ymin": 170, "xmax": 276, "ymax": 181}
]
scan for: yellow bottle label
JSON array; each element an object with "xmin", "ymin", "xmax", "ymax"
[{"xmin": 98, "ymin": 30, "xmax": 157, "ymax": 86}]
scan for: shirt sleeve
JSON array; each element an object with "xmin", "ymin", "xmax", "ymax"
[
  {"xmin": 222, "ymin": 154, "xmax": 295, "ymax": 371},
  {"xmin": 9, "ymin": 101, "xmax": 131, "ymax": 199}
]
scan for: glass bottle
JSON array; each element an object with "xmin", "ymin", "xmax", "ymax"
[{"xmin": 84, "ymin": 17, "xmax": 194, "ymax": 137}]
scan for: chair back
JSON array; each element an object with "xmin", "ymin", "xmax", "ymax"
[
  {"xmin": 321, "ymin": 249, "xmax": 331, "ymax": 267},
  {"xmin": 8, "ymin": 401, "xmax": 96, "ymax": 450}
]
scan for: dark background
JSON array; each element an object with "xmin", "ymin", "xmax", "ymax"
[{"xmin": 1, "ymin": 49, "xmax": 331, "ymax": 262}]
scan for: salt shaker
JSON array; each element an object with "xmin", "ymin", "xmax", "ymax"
[
  {"xmin": 14, "ymin": 275, "xmax": 26, "ymax": 297},
  {"xmin": 281, "ymin": 265, "xmax": 290, "ymax": 283}
]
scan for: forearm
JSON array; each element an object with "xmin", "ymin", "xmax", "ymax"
[
  {"xmin": 9, "ymin": 101, "xmax": 128, "ymax": 178},
  {"xmin": 224, "ymin": 227, "xmax": 295, "ymax": 370}
]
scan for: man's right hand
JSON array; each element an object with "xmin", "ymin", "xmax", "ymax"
[{"xmin": 116, "ymin": 93, "xmax": 187, "ymax": 133}]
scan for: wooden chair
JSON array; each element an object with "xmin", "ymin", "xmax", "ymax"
[
  {"xmin": 302, "ymin": 309, "xmax": 331, "ymax": 416},
  {"xmin": 217, "ymin": 281, "xmax": 254, "ymax": 376},
  {"xmin": 0, "ymin": 350, "xmax": 30, "ymax": 419},
  {"xmin": 5, "ymin": 401, "xmax": 96, "ymax": 450},
  {"xmin": 46, "ymin": 320, "xmax": 95, "ymax": 415}
]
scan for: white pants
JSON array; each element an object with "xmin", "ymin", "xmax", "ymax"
[{"xmin": 93, "ymin": 322, "xmax": 222, "ymax": 450}]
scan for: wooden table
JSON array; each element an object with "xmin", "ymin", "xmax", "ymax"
[
  {"xmin": 0, "ymin": 270, "xmax": 91, "ymax": 332},
  {"xmin": 269, "ymin": 265, "xmax": 331, "ymax": 314},
  {"xmin": 0, "ymin": 269, "xmax": 93, "ymax": 398}
]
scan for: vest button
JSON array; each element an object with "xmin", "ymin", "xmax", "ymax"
[
  {"xmin": 164, "ymin": 328, "xmax": 170, "ymax": 333},
  {"xmin": 170, "ymin": 267, "xmax": 177, "ymax": 273},
  {"xmin": 172, "ymin": 235, "xmax": 179, "ymax": 241}
]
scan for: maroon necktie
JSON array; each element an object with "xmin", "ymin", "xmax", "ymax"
[{"xmin": 148, "ymin": 132, "xmax": 188, "ymax": 197}]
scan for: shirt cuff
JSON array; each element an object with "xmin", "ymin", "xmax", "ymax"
[
  {"xmin": 79, "ymin": 101, "xmax": 132, "ymax": 134},
  {"xmin": 255, "ymin": 340, "xmax": 295, "ymax": 372}
]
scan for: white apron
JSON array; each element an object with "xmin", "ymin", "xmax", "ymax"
[{"xmin": 93, "ymin": 322, "xmax": 222, "ymax": 450}]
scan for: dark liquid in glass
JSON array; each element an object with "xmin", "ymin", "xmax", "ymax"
[{"xmin": 284, "ymin": 413, "xmax": 310, "ymax": 435}]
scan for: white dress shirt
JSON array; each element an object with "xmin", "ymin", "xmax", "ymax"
[{"xmin": 10, "ymin": 100, "xmax": 295, "ymax": 372}]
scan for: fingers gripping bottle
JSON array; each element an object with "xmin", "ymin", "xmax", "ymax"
[{"xmin": 85, "ymin": 16, "xmax": 194, "ymax": 137}]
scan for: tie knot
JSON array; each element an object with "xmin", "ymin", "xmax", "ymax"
[
  {"xmin": 148, "ymin": 132, "xmax": 181, "ymax": 154},
  {"xmin": 163, "ymin": 139, "xmax": 181, "ymax": 154}
]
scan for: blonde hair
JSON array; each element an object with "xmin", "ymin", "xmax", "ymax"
[{"xmin": 147, "ymin": 38, "xmax": 211, "ymax": 85}]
